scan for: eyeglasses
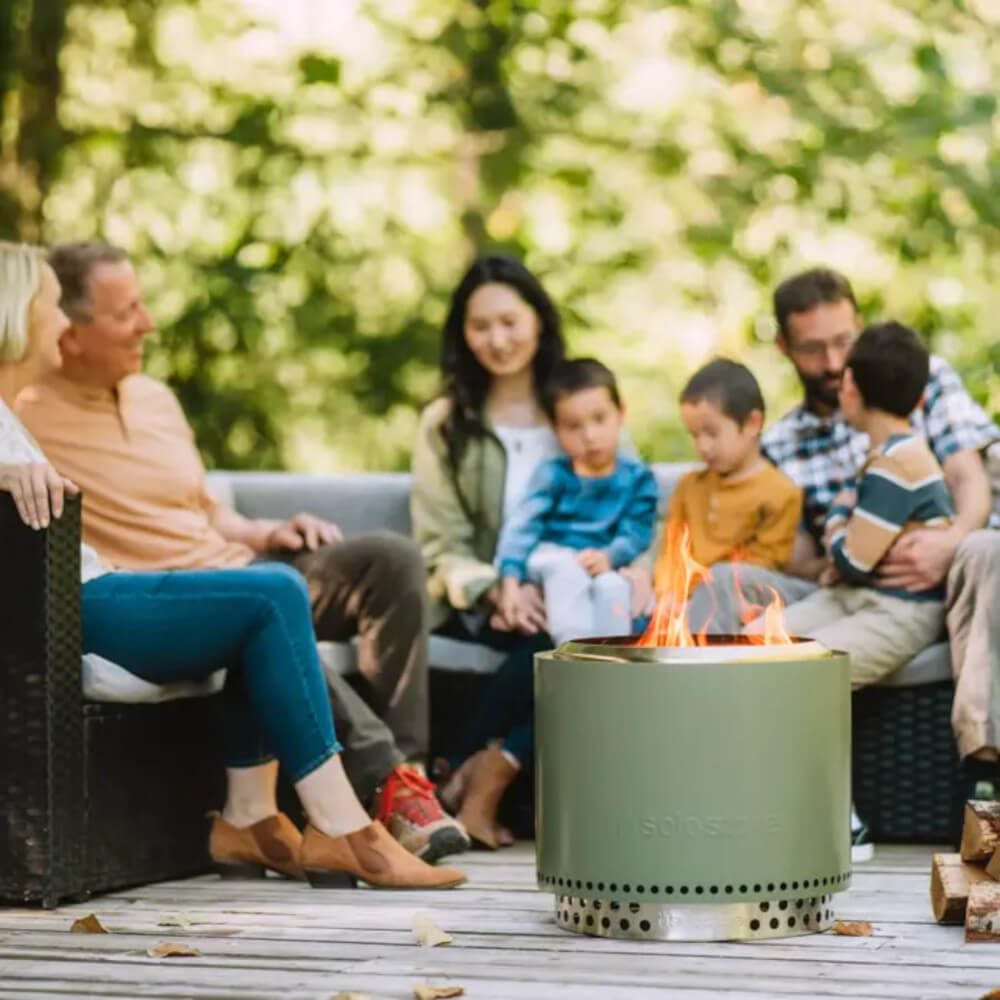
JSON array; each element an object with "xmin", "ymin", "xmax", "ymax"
[{"xmin": 788, "ymin": 333, "xmax": 855, "ymax": 359}]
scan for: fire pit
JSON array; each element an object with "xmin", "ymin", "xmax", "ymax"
[{"xmin": 535, "ymin": 634, "xmax": 851, "ymax": 941}]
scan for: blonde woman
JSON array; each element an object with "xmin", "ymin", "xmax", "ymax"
[{"xmin": 0, "ymin": 242, "xmax": 464, "ymax": 891}]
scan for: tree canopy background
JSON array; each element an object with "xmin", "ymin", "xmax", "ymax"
[{"xmin": 2, "ymin": 0, "xmax": 999, "ymax": 470}]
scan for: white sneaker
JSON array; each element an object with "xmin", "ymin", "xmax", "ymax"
[{"xmin": 850, "ymin": 805, "xmax": 874, "ymax": 863}]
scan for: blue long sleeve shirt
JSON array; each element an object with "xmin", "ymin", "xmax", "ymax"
[{"xmin": 495, "ymin": 452, "xmax": 660, "ymax": 581}]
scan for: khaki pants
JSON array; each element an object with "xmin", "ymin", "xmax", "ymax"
[
  {"xmin": 947, "ymin": 530, "xmax": 1000, "ymax": 759},
  {"xmin": 777, "ymin": 586, "xmax": 945, "ymax": 689}
]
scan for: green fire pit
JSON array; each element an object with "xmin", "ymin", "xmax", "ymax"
[{"xmin": 535, "ymin": 636, "xmax": 851, "ymax": 941}]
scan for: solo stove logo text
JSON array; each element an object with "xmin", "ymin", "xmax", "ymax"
[{"xmin": 619, "ymin": 814, "xmax": 781, "ymax": 839}]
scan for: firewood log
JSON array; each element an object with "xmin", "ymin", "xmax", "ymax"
[
  {"xmin": 965, "ymin": 882, "xmax": 1000, "ymax": 941},
  {"xmin": 930, "ymin": 853, "xmax": 992, "ymax": 924},
  {"xmin": 961, "ymin": 801, "xmax": 1000, "ymax": 863}
]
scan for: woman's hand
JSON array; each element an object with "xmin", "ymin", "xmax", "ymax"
[
  {"xmin": 490, "ymin": 578, "xmax": 547, "ymax": 635},
  {"xmin": 0, "ymin": 461, "xmax": 79, "ymax": 529}
]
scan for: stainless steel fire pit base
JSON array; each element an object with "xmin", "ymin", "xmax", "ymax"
[{"xmin": 554, "ymin": 892, "xmax": 836, "ymax": 942}]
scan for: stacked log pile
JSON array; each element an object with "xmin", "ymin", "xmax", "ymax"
[{"xmin": 931, "ymin": 801, "xmax": 1000, "ymax": 941}]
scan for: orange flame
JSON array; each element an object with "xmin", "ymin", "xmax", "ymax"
[{"xmin": 636, "ymin": 522, "xmax": 793, "ymax": 647}]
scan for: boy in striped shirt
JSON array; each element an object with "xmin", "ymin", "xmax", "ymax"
[{"xmin": 777, "ymin": 322, "xmax": 953, "ymax": 686}]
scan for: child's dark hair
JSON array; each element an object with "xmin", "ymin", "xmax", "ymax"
[
  {"xmin": 846, "ymin": 321, "xmax": 928, "ymax": 418},
  {"xmin": 541, "ymin": 357, "xmax": 621, "ymax": 422},
  {"xmin": 680, "ymin": 358, "xmax": 765, "ymax": 426}
]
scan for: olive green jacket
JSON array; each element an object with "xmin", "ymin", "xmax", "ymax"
[{"xmin": 411, "ymin": 397, "xmax": 509, "ymax": 627}]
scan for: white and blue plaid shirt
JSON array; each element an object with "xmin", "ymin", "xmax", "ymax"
[{"xmin": 761, "ymin": 355, "xmax": 1000, "ymax": 550}]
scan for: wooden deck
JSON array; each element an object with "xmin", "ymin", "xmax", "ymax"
[{"xmin": 2, "ymin": 844, "xmax": 999, "ymax": 999}]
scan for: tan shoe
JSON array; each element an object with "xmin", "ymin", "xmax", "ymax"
[
  {"xmin": 300, "ymin": 820, "xmax": 467, "ymax": 889},
  {"xmin": 456, "ymin": 747, "xmax": 519, "ymax": 850},
  {"xmin": 209, "ymin": 812, "xmax": 304, "ymax": 880}
]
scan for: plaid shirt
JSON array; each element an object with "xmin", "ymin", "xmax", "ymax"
[{"xmin": 761, "ymin": 355, "xmax": 1000, "ymax": 550}]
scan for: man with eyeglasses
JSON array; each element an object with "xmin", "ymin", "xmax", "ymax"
[{"xmin": 761, "ymin": 267, "xmax": 1000, "ymax": 843}]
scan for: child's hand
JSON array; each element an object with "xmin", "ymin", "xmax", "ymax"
[
  {"xmin": 817, "ymin": 563, "xmax": 840, "ymax": 587},
  {"xmin": 497, "ymin": 576, "xmax": 522, "ymax": 627},
  {"xmin": 577, "ymin": 548, "xmax": 611, "ymax": 576}
]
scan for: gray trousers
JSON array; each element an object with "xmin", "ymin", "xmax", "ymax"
[
  {"xmin": 687, "ymin": 561, "xmax": 817, "ymax": 635},
  {"xmin": 527, "ymin": 543, "xmax": 632, "ymax": 645}
]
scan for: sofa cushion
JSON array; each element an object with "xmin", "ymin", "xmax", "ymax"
[
  {"xmin": 82, "ymin": 654, "xmax": 225, "ymax": 703},
  {"xmin": 874, "ymin": 641, "xmax": 952, "ymax": 688},
  {"xmin": 318, "ymin": 637, "xmax": 507, "ymax": 677}
]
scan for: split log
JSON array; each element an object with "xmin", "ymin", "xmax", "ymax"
[
  {"xmin": 961, "ymin": 801, "xmax": 1000, "ymax": 863},
  {"xmin": 930, "ymin": 853, "xmax": 992, "ymax": 924},
  {"xmin": 965, "ymin": 883, "xmax": 1000, "ymax": 941},
  {"xmin": 987, "ymin": 848, "xmax": 1000, "ymax": 881}
]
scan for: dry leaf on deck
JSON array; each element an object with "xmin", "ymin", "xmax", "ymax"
[
  {"xmin": 70, "ymin": 914, "xmax": 108, "ymax": 934},
  {"xmin": 146, "ymin": 942, "xmax": 202, "ymax": 958},
  {"xmin": 330, "ymin": 993, "xmax": 375, "ymax": 1000},
  {"xmin": 157, "ymin": 914, "xmax": 193, "ymax": 928},
  {"xmin": 411, "ymin": 910, "xmax": 453, "ymax": 947},
  {"xmin": 832, "ymin": 920, "xmax": 873, "ymax": 936},
  {"xmin": 414, "ymin": 985, "xmax": 465, "ymax": 999},
  {"xmin": 979, "ymin": 991, "xmax": 1000, "ymax": 999}
]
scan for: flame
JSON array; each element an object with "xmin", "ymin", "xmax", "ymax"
[{"xmin": 637, "ymin": 522, "xmax": 793, "ymax": 648}]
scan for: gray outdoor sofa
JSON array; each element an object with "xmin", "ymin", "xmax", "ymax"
[{"xmin": 0, "ymin": 464, "xmax": 958, "ymax": 908}]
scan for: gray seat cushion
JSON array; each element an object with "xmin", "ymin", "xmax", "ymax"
[
  {"xmin": 875, "ymin": 641, "xmax": 952, "ymax": 688},
  {"xmin": 319, "ymin": 636, "xmax": 507, "ymax": 676}
]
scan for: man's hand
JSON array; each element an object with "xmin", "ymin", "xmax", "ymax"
[
  {"xmin": 619, "ymin": 564, "xmax": 655, "ymax": 617},
  {"xmin": 265, "ymin": 513, "xmax": 342, "ymax": 552},
  {"xmin": 577, "ymin": 548, "xmax": 611, "ymax": 576},
  {"xmin": 491, "ymin": 579, "xmax": 547, "ymax": 635},
  {"xmin": 0, "ymin": 461, "xmax": 78, "ymax": 529},
  {"xmin": 877, "ymin": 525, "xmax": 962, "ymax": 592}
]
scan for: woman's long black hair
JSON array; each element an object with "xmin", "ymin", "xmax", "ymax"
[{"xmin": 439, "ymin": 254, "xmax": 566, "ymax": 469}]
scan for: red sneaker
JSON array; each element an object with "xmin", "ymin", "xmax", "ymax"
[{"xmin": 375, "ymin": 764, "xmax": 470, "ymax": 863}]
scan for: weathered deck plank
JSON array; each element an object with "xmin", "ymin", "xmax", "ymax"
[{"xmin": 1, "ymin": 844, "xmax": 998, "ymax": 999}]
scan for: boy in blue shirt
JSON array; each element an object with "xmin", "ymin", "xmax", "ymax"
[{"xmin": 495, "ymin": 358, "xmax": 659, "ymax": 645}]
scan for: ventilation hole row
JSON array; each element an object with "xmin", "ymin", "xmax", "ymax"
[{"xmin": 540, "ymin": 873, "xmax": 850, "ymax": 894}]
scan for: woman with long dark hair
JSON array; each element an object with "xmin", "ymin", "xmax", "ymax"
[{"xmin": 411, "ymin": 254, "xmax": 565, "ymax": 847}]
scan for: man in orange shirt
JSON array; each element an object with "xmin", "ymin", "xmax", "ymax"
[{"xmin": 17, "ymin": 241, "xmax": 468, "ymax": 864}]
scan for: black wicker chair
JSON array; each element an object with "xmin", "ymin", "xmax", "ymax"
[{"xmin": 1, "ymin": 494, "xmax": 224, "ymax": 907}]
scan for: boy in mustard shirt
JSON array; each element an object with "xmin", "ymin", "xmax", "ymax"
[{"xmin": 669, "ymin": 358, "xmax": 802, "ymax": 572}]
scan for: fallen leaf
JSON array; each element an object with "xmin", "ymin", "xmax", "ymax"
[
  {"xmin": 330, "ymin": 993, "xmax": 375, "ymax": 1000},
  {"xmin": 411, "ymin": 910, "xmax": 453, "ymax": 947},
  {"xmin": 979, "ymin": 992, "xmax": 1000, "ymax": 999},
  {"xmin": 70, "ymin": 914, "xmax": 108, "ymax": 934},
  {"xmin": 832, "ymin": 920, "xmax": 873, "ymax": 936},
  {"xmin": 414, "ymin": 986, "xmax": 465, "ymax": 999},
  {"xmin": 157, "ymin": 914, "xmax": 193, "ymax": 928},
  {"xmin": 146, "ymin": 942, "xmax": 201, "ymax": 958}
]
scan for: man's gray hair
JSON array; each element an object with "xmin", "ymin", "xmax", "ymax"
[{"xmin": 47, "ymin": 241, "xmax": 129, "ymax": 323}]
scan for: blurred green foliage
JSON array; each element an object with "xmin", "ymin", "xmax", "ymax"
[{"xmin": 2, "ymin": 0, "xmax": 999, "ymax": 470}]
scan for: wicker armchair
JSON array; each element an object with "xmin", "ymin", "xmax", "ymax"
[{"xmin": 0, "ymin": 494, "xmax": 224, "ymax": 907}]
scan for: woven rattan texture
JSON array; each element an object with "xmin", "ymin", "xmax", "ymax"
[
  {"xmin": 852, "ymin": 681, "xmax": 959, "ymax": 843},
  {"xmin": 0, "ymin": 494, "xmax": 86, "ymax": 905}
]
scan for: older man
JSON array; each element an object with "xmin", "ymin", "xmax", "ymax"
[
  {"xmin": 690, "ymin": 267, "xmax": 1000, "ymax": 821},
  {"xmin": 17, "ymin": 241, "xmax": 468, "ymax": 863}
]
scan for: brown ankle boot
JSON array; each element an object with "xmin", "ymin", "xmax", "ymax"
[
  {"xmin": 457, "ymin": 747, "xmax": 519, "ymax": 850},
  {"xmin": 209, "ymin": 813, "xmax": 304, "ymax": 880},
  {"xmin": 300, "ymin": 821, "xmax": 466, "ymax": 889}
]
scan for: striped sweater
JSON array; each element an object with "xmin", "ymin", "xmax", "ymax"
[{"xmin": 826, "ymin": 433, "xmax": 953, "ymax": 601}]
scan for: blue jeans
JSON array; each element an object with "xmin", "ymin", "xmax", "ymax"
[{"xmin": 82, "ymin": 563, "xmax": 341, "ymax": 781}]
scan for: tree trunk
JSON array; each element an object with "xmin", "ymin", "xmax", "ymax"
[{"xmin": 0, "ymin": 0, "xmax": 69, "ymax": 241}]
